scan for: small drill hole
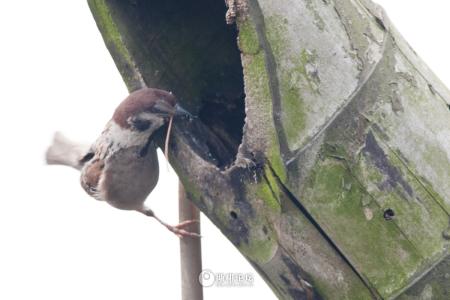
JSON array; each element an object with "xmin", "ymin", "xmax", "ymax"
[
  {"xmin": 428, "ymin": 83, "xmax": 436, "ymax": 95},
  {"xmin": 374, "ymin": 16, "xmax": 386, "ymax": 30},
  {"xmin": 230, "ymin": 211, "xmax": 238, "ymax": 219},
  {"xmin": 383, "ymin": 208, "xmax": 395, "ymax": 220}
]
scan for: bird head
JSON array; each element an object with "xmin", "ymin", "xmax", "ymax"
[{"xmin": 112, "ymin": 88, "xmax": 190, "ymax": 136}]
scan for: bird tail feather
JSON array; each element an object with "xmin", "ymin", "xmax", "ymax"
[{"xmin": 45, "ymin": 132, "xmax": 91, "ymax": 170}]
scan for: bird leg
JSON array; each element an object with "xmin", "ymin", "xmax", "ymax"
[{"xmin": 140, "ymin": 208, "xmax": 201, "ymax": 238}]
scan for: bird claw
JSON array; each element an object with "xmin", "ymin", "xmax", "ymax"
[
  {"xmin": 166, "ymin": 219, "xmax": 201, "ymax": 239},
  {"xmin": 141, "ymin": 209, "xmax": 201, "ymax": 238},
  {"xmin": 176, "ymin": 219, "xmax": 200, "ymax": 227}
]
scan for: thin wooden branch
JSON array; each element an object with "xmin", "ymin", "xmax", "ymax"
[{"xmin": 179, "ymin": 182, "xmax": 203, "ymax": 300}]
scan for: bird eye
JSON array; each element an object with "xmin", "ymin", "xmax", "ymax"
[{"xmin": 131, "ymin": 118, "xmax": 152, "ymax": 132}]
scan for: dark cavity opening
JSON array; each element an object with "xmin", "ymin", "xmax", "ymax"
[
  {"xmin": 383, "ymin": 208, "xmax": 395, "ymax": 220},
  {"xmin": 109, "ymin": 0, "xmax": 245, "ymax": 168},
  {"xmin": 230, "ymin": 211, "xmax": 238, "ymax": 219}
]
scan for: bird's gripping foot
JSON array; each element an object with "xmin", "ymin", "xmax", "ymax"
[
  {"xmin": 140, "ymin": 208, "xmax": 201, "ymax": 238},
  {"xmin": 163, "ymin": 219, "xmax": 201, "ymax": 238}
]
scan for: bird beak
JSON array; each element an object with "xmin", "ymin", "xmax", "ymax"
[{"xmin": 174, "ymin": 104, "xmax": 195, "ymax": 119}]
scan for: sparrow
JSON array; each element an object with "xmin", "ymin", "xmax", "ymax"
[{"xmin": 47, "ymin": 88, "xmax": 199, "ymax": 238}]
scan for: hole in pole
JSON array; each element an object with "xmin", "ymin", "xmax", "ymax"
[
  {"xmin": 110, "ymin": 0, "xmax": 246, "ymax": 169},
  {"xmin": 383, "ymin": 208, "xmax": 395, "ymax": 220}
]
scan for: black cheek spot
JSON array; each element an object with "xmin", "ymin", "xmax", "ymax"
[
  {"xmin": 132, "ymin": 119, "xmax": 152, "ymax": 131},
  {"xmin": 80, "ymin": 152, "xmax": 94, "ymax": 164},
  {"xmin": 139, "ymin": 136, "xmax": 153, "ymax": 157}
]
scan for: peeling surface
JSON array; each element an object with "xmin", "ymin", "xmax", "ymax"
[
  {"xmin": 356, "ymin": 131, "xmax": 449, "ymax": 259},
  {"xmin": 390, "ymin": 25, "xmax": 450, "ymax": 106},
  {"xmin": 363, "ymin": 132, "xmax": 413, "ymax": 197},
  {"xmin": 370, "ymin": 49, "xmax": 450, "ymax": 212},
  {"xmin": 258, "ymin": 0, "xmax": 361, "ymax": 152},
  {"xmin": 390, "ymin": 84, "xmax": 405, "ymax": 114},
  {"xmin": 301, "ymin": 154, "xmax": 424, "ymax": 297}
]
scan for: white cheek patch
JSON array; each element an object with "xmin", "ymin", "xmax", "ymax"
[
  {"xmin": 93, "ymin": 116, "xmax": 165, "ymax": 159},
  {"xmin": 110, "ymin": 121, "xmax": 149, "ymax": 145},
  {"xmin": 94, "ymin": 121, "xmax": 146, "ymax": 156}
]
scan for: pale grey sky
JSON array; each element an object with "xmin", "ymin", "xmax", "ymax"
[{"xmin": 0, "ymin": 1, "xmax": 449, "ymax": 299}]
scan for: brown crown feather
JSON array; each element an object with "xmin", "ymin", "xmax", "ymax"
[{"xmin": 112, "ymin": 88, "xmax": 177, "ymax": 129}]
